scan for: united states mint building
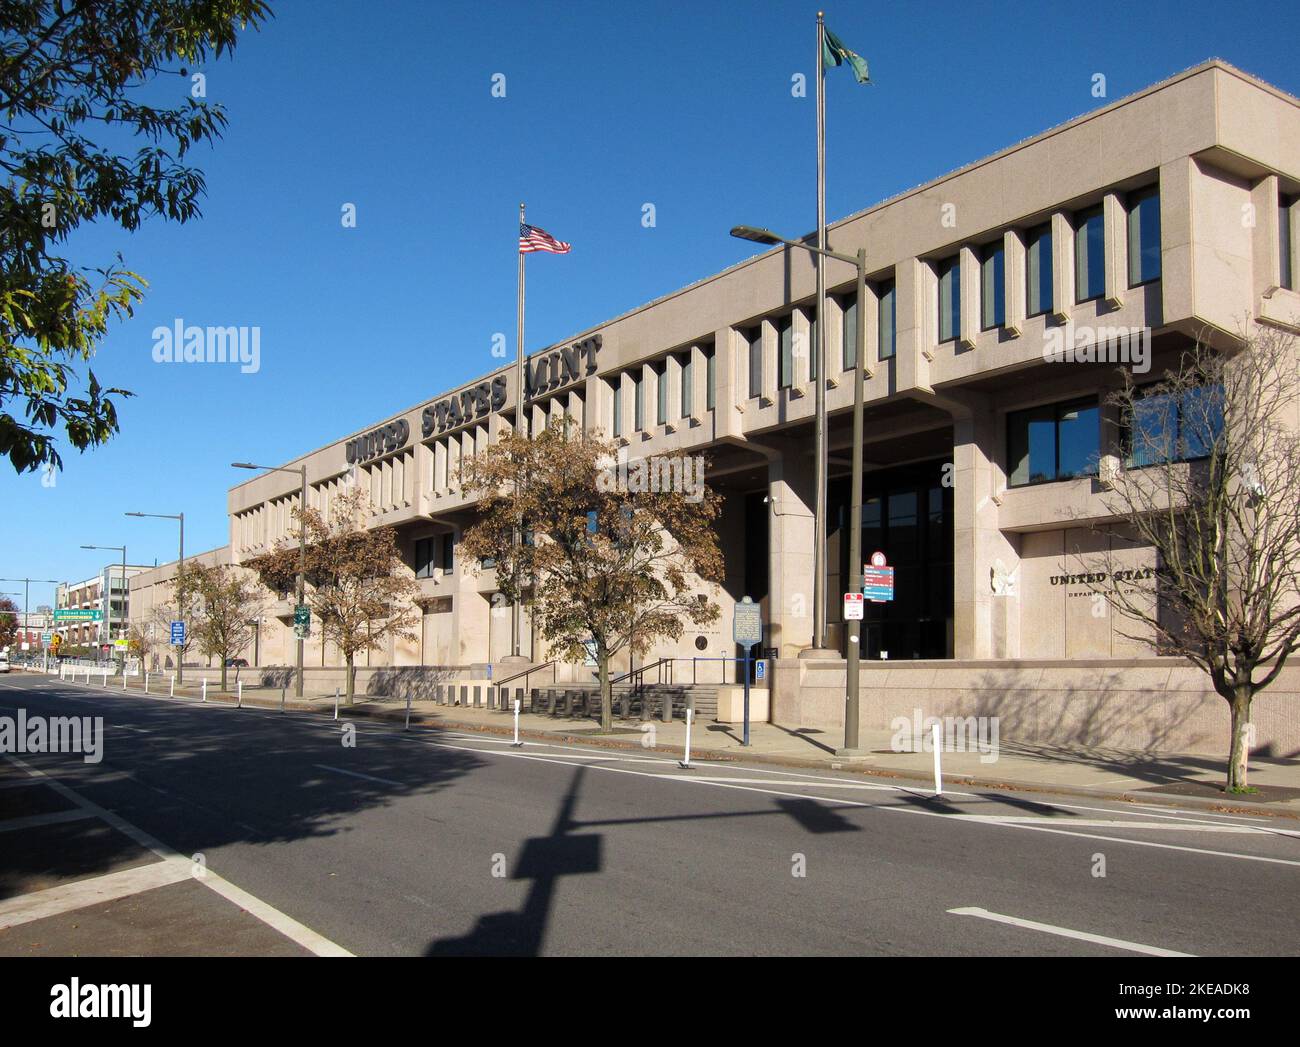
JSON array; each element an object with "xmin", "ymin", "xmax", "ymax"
[{"xmin": 130, "ymin": 61, "xmax": 1300, "ymax": 754}]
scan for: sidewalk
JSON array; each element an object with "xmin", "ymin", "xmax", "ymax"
[{"xmin": 41, "ymin": 669, "xmax": 1300, "ymax": 818}]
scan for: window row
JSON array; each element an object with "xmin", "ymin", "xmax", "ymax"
[
  {"xmin": 609, "ymin": 345, "xmax": 716, "ymax": 438},
  {"xmin": 413, "ymin": 533, "xmax": 455, "ymax": 579}
]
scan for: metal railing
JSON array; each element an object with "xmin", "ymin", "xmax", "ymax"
[{"xmin": 496, "ymin": 660, "xmax": 557, "ymax": 691}]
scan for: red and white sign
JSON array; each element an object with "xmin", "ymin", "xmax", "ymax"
[
  {"xmin": 843, "ymin": 592, "xmax": 864, "ymax": 620},
  {"xmin": 863, "ymin": 552, "xmax": 895, "ymax": 603}
]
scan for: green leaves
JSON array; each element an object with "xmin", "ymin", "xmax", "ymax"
[{"xmin": 0, "ymin": 1, "xmax": 271, "ymax": 473}]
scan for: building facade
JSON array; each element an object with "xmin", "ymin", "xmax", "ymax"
[
  {"xmin": 132, "ymin": 62, "xmax": 1300, "ymax": 752},
  {"xmin": 57, "ymin": 566, "xmax": 151, "ymax": 647}
]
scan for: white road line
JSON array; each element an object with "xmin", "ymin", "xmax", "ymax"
[
  {"xmin": 0, "ymin": 809, "xmax": 97, "ymax": 833},
  {"xmin": 3, "ymin": 754, "xmax": 353, "ymax": 957},
  {"xmin": 313, "ymin": 764, "xmax": 404, "ymax": 787},
  {"xmin": 948, "ymin": 906, "xmax": 1195, "ymax": 957},
  {"xmin": 0, "ymin": 860, "xmax": 191, "ymax": 931}
]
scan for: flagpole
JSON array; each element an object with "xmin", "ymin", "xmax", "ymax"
[
  {"xmin": 805, "ymin": 10, "xmax": 830, "ymax": 658},
  {"xmin": 511, "ymin": 202, "xmax": 526, "ymax": 661}
]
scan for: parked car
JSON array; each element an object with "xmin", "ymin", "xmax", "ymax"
[
  {"xmin": 0, "ymin": 654, "xmax": 10, "ymax": 673},
  {"xmin": 224, "ymin": 658, "xmax": 249, "ymax": 668}
]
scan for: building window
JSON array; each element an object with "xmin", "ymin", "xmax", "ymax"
[
  {"xmin": 1074, "ymin": 205, "xmax": 1105, "ymax": 302},
  {"xmin": 937, "ymin": 255, "xmax": 960, "ymax": 342},
  {"xmin": 1007, "ymin": 396, "xmax": 1100, "ymax": 487},
  {"xmin": 1025, "ymin": 223, "xmax": 1052, "ymax": 317},
  {"xmin": 414, "ymin": 537, "xmax": 436, "ymax": 579},
  {"xmin": 1127, "ymin": 186, "xmax": 1161, "ymax": 286},
  {"xmin": 680, "ymin": 352, "xmax": 693, "ymax": 418},
  {"xmin": 1281, "ymin": 196, "xmax": 1294, "ymax": 291},
  {"xmin": 1124, "ymin": 383, "xmax": 1224, "ymax": 467},
  {"xmin": 839, "ymin": 293, "xmax": 857, "ymax": 369},
  {"xmin": 704, "ymin": 345, "xmax": 716, "ymax": 410},
  {"xmin": 611, "ymin": 377, "xmax": 622, "ymax": 438},
  {"xmin": 877, "ymin": 280, "xmax": 896, "ymax": 360},
  {"xmin": 441, "ymin": 534, "xmax": 455, "ymax": 573},
  {"xmin": 744, "ymin": 325, "xmax": 762, "ymax": 399},
  {"xmin": 633, "ymin": 370, "xmax": 644, "ymax": 430},
  {"xmin": 655, "ymin": 361, "xmax": 667, "ymax": 425},
  {"xmin": 980, "ymin": 241, "xmax": 1005, "ymax": 330},
  {"xmin": 809, "ymin": 313, "xmax": 818, "ymax": 381},
  {"xmin": 778, "ymin": 315, "xmax": 793, "ymax": 388}
]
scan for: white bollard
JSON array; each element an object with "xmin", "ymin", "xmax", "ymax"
[
  {"xmin": 238, "ymin": 681, "xmax": 243, "ymax": 708},
  {"xmin": 932, "ymin": 721, "xmax": 943, "ymax": 796},
  {"xmin": 680, "ymin": 708, "xmax": 694, "ymax": 769},
  {"xmin": 334, "ymin": 686, "xmax": 339, "ymax": 721},
  {"xmin": 102, "ymin": 669, "xmax": 108, "ymax": 686},
  {"xmin": 202, "ymin": 679, "xmax": 207, "ymax": 703},
  {"xmin": 404, "ymin": 691, "xmax": 412, "ymax": 731},
  {"xmin": 170, "ymin": 674, "xmax": 175, "ymax": 698},
  {"xmin": 511, "ymin": 698, "xmax": 522, "ymax": 748},
  {"xmin": 145, "ymin": 672, "xmax": 150, "ymax": 695},
  {"xmin": 122, "ymin": 666, "xmax": 127, "ymax": 690}
]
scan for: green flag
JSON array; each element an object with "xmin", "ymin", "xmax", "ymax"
[{"xmin": 823, "ymin": 26, "xmax": 870, "ymax": 84}]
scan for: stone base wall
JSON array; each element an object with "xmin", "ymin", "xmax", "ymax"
[{"xmin": 772, "ymin": 658, "xmax": 1300, "ymax": 758}]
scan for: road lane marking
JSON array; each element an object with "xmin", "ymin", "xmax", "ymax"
[
  {"xmin": 0, "ymin": 809, "xmax": 97, "ymax": 833},
  {"xmin": 947, "ymin": 906, "xmax": 1195, "ymax": 957},
  {"xmin": 0, "ymin": 859, "xmax": 191, "ymax": 931},
  {"xmin": 3, "ymin": 754, "xmax": 353, "ymax": 957},
  {"xmin": 313, "ymin": 764, "xmax": 404, "ymax": 787}
]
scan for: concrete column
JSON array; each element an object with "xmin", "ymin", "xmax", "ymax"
[
  {"xmin": 959, "ymin": 244, "xmax": 979, "ymax": 349},
  {"xmin": 665, "ymin": 353, "xmax": 683, "ymax": 427},
  {"xmin": 1051, "ymin": 210, "xmax": 1074, "ymax": 322},
  {"xmin": 895, "ymin": 256, "xmax": 932, "ymax": 392},
  {"xmin": 767, "ymin": 454, "xmax": 816, "ymax": 657},
  {"xmin": 1004, "ymin": 228, "xmax": 1026, "ymax": 337},
  {"xmin": 1158, "ymin": 157, "xmax": 1194, "ymax": 323},
  {"xmin": 1250, "ymin": 173, "xmax": 1281, "ymax": 297},
  {"xmin": 1104, "ymin": 190, "xmax": 1127, "ymax": 308},
  {"xmin": 690, "ymin": 343, "xmax": 708, "ymax": 422},
  {"xmin": 949, "ymin": 393, "xmax": 1020, "ymax": 659},
  {"xmin": 793, "ymin": 307, "xmax": 812, "ymax": 391}
]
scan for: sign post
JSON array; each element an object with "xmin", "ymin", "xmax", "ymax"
[{"xmin": 732, "ymin": 596, "xmax": 763, "ymax": 747}]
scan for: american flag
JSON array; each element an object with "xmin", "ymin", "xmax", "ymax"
[{"xmin": 519, "ymin": 222, "xmax": 571, "ymax": 254}]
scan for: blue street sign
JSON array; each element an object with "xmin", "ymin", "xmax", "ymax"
[
  {"xmin": 755, "ymin": 660, "xmax": 766, "ymax": 681},
  {"xmin": 170, "ymin": 620, "xmax": 186, "ymax": 645}
]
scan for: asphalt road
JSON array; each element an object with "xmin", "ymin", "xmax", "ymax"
[{"xmin": 1, "ymin": 672, "xmax": 1297, "ymax": 956}]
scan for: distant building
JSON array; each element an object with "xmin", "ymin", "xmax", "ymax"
[{"xmin": 56, "ymin": 566, "xmax": 151, "ymax": 647}]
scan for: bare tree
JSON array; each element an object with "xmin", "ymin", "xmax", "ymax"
[
  {"xmin": 247, "ymin": 487, "xmax": 419, "ymax": 705},
  {"xmin": 460, "ymin": 420, "xmax": 724, "ymax": 732},
  {"xmin": 1081, "ymin": 328, "xmax": 1300, "ymax": 791}
]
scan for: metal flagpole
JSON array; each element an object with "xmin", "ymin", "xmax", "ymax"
[
  {"xmin": 809, "ymin": 11, "xmax": 829, "ymax": 655},
  {"xmin": 511, "ymin": 202, "xmax": 526, "ymax": 660}
]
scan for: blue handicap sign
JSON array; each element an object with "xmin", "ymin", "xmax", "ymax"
[
  {"xmin": 170, "ymin": 620, "xmax": 186, "ymax": 645},
  {"xmin": 755, "ymin": 660, "xmax": 766, "ymax": 681}
]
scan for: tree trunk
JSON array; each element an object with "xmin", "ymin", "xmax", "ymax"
[
  {"xmin": 220, "ymin": 660, "xmax": 228, "ymax": 692},
  {"xmin": 346, "ymin": 657, "xmax": 356, "ymax": 706},
  {"xmin": 1227, "ymin": 687, "xmax": 1253, "ymax": 791},
  {"xmin": 598, "ymin": 648, "xmax": 611, "ymax": 733}
]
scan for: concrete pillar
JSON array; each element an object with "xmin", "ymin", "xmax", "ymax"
[
  {"xmin": 949, "ymin": 394, "xmax": 1020, "ymax": 659},
  {"xmin": 767, "ymin": 454, "xmax": 816, "ymax": 657}
]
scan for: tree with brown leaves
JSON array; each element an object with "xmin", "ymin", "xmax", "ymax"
[
  {"xmin": 460, "ymin": 420, "xmax": 724, "ymax": 731},
  {"xmin": 174, "ymin": 561, "xmax": 263, "ymax": 691},
  {"xmin": 1081, "ymin": 328, "xmax": 1300, "ymax": 791},
  {"xmin": 246, "ymin": 487, "xmax": 419, "ymax": 705}
]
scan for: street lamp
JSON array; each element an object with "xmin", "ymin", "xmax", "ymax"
[
  {"xmin": 0, "ymin": 576, "xmax": 61, "ymax": 659},
  {"xmin": 233, "ymin": 462, "xmax": 307, "ymax": 697},
  {"xmin": 80, "ymin": 544, "xmax": 127, "ymax": 666},
  {"xmin": 730, "ymin": 225, "xmax": 870, "ymax": 755},
  {"xmin": 126, "ymin": 511, "xmax": 185, "ymax": 683}
]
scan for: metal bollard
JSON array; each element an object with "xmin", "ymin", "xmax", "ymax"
[
  {"xmin": 334, "ymin": 686, "xmax": 339, "ymax": 720},
  {"xmin": 237, "ymin": 681, "xmax": 243, "ymax": 708},
  {"xmin": 404, "ymin": 691, "xmax": 412, "ymax": 731},
  {"xmin": 144, "ymin": 672, "xmax": 150, "ymax": 695},
  {"xmin": 680, "ymin": 708, "xmax": 694, "ymax": 769},
  {"xmin": 932, "ymin": 721, "xmax": 943, "ymax": 796},
  {"xmin": 511, "ymin": 698, "xmax": 522, "ymax": 747},
  {"xmin": 170, "ymin": 674, "xmax": 175, "ymax": 698},
  {"xmin": 202, "ymin": 679, "xmax": 207, "ymax": 703},
  {"xmin": 102, "ymin": 669, "xmax": 107, "ymax": 686},
  {"xmin": 281, "ymin": 686, "xmax": 286, "ymax": 714}
]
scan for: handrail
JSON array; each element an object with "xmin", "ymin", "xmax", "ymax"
[
  {"xmin": 496, "ymin": 660, "xmax": 557, "ymax": 690},
  {"xmin": 609, "ymin": 657, "xmax": 673, "ymax": 688}
]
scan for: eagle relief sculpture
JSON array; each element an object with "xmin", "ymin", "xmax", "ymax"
[{"xmin": 990, "ymin": 559, "xmax": 1017, "ymax": 597}]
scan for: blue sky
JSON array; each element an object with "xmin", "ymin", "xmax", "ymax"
[{"xmin": 4, "ymin": 0, "xmax": 1299, "ymax": 612}]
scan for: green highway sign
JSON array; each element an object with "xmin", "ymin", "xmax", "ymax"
[
  {"xmin": 54, "ymin": 609, "xmax": 102, "ymax": 622},
  {"xmin": 293, "ymin": 604, "xmax": 310, "ymax": 639}
]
